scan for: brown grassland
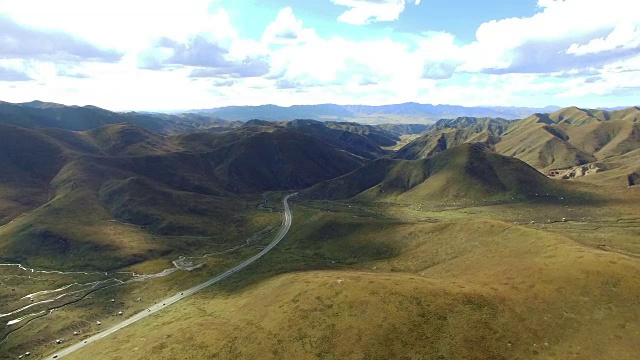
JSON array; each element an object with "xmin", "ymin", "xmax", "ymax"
[{"xmin": 48, "ymin": 178, "xmax": 640, "ymax": 360}]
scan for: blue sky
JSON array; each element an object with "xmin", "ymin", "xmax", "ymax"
[
  {"xmin": 225, "ymin": 0, "xmax": 540, "ymax": 43},
  {"xmin": 0, "ymin": 0, "xmax": 638, "ymax": 110}
]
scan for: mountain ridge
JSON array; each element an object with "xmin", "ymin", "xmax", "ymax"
[
  {"xmin": 303, "ymin": 143, "xmax": 565, "ymax": 202},
  {"xmin": 192, "ymin": 102, "xmax": 563, "ymax": 122}
]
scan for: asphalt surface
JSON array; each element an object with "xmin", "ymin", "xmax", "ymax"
[{"xmin": 49, "ymin": 193, "xmax": 296, "ymax": 359}]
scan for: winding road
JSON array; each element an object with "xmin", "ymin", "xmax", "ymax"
[{"xmin": 49, "ymin": 193, "xmax": 296, "ymax": 359}]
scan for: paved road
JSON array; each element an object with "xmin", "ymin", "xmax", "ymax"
[{"xmin": 49, "ymin": 193, "xmax": 296, "ymax": 359}]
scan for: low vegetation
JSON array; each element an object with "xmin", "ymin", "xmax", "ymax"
[
  {"xmin": 60, "ymin": 182, "xmax": 640, "ymax": 360},
  {"xmin": 1, "ymin": 103, "xmax": 640, "ymax": 359}
]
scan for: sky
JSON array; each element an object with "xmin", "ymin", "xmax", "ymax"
[{"xmin": 0, "ymin": 0, "xmax": 639, "ymax": 111}]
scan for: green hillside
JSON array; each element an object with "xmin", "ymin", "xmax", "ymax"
[
  {"xmin": 497, "ymin": 107, "xmax": 640, "ymax": 170},
  {"xmin": 397, "ymin": 107, "xmax": 640, "ymax": 174},
  {"xmin": 304, "ymin": 143, "xmax": 563, "ymax": 202},
  {"xmin": 60, "ymin": 184, "xmax": 640, "ymax": 360},
  {"xmin": 375, "ymin": 123, "xmax": 429, "ymax": 136},
  {"xmin": 2, "ymin": 102, "xmax": 640, "ymax": 360},
  {"xmin": 395, "ymin": 117, "xmax": 508, "ymax": 160}
]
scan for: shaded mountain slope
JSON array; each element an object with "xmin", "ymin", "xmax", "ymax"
[
  {"xmin": 204, "ymin": 130, "xmax": 366, "ymax": 192},
  {"xmin": 0, "ymin": 124, "xmax": 68, "ymax": 184},
  {"xmin": 0, "ymin": 124, "xmax": 70, "ymax": 224},
  {"xmin": 0, "ymin": 100, "xmax": 230, "ymax": 134},
  {"xmin": 375, "ymin": 123, "xmax": 429, "ymax": 136},
  {"xmin": 98, "ymin": 176, "xmax": 244, "ymax": 235},
  {"xmin": 178, "ymin": 119, "xmax": 393, "ymax": 160},
  {"xmin": 279, "ymin": 119, "xmax": 391, "ymax": 159},
  {"xmin": 37, "ymin": 123, "xmax": 184, "ymax": 157},
  {"xmin": 115, "ymin": 129, "xmax": 366, "ymax": 195},
  {"xmin": 0, "ymin": 121, "xmax": 367, "ymax": 270},
  {"xmin": 172, "ymin": 126, "xmax": 267, "ymax": 153}
]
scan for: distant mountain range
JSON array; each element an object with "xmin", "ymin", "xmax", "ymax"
[
  {"xmin": 0, "ymin": 100, "xmax": 234, "ymax": 134},
  {"xmin": 192, "ymin": 102, "xmax": 563, "ymax": 123},
  {"xmin": 4, "ymin": 100, "xmax": 636, "ymax": 129}
]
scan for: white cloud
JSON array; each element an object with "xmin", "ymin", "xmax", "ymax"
[
  {"xmin": 137, "ymin": 8, "xmax": 270, "ymax": 78},
  {"xmin": 0, "ymin": 64, "xmax": 32, "ymax": 81},
  {"xmin": 0, "ymin": 15, "xmax": 122, "ymax": 63},
  {"xmin": 413, "ymin": 32, "xmax": 465, "ymax": 79},
  {"xmin": 0, "ymin": 0, "xmax": 217, "ymax": 51},
  {"xmin": 262, "ymin": 7, "xmax": 318, "ymax": 45},
  {"xmin": 0, "ymin": 0, "xmax": 639, "ymax": 110},
  {"xmin": 458, "ymin": 0, "xmax": 640, "ymax": 74},
  {"xmin": 567, "ymin": 23, "xmax": 640, "ymax": 56},
  {"xmin": 330, "ymin": 0, "xmax": 421, "ymax": 25}
]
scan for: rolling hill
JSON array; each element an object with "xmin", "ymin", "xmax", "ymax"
[
  {"xmin": 61, "ymin": 184, "xmax": 640, "ymax": 360},
  {"xmin": 394, "ymin": 117, "xmax": 509, "ymax": 160},
  {"xmin": 396, "ymin": 107, "xmax": 640, "ymax": 185},
  {"xmin": 304, "ymin": 143, "xmax": 564, "ymax": 202},
  {"xmin": 3, "ymin": 100, "xmax": 640, "ymax": 360},
  {"xmin": 496, "ymin": 106, "xmax": 640, "ymax": 171}
]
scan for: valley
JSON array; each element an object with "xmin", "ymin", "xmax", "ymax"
[{"xmin": 0, "ymin": 101, "xmax": 639, "ymax": 359}]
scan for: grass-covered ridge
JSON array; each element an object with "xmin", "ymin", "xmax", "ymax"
[{"xmin": 304, "ymin": 143, "xmax": 572, "ymax": 203}]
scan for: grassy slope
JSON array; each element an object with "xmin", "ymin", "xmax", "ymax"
[
  {"xmin": 4, "ymin": 106, "xmax": 640, "ymax": 359},
  {"xmin": 64, "ymin": 183, "xmax": 640, "ymax": 360},
  {"xmin": 496, "ymin": 114, "xmax": 597, "ymax": 170},
  {"xmin": 497, "ymin": 107, "xmax": 640, "ymax": 170},
  {"xmin": 396, "ymin": 107, "xmax": 640, "ymax": 172},
  {"xmin": 394, "ymin": 117, "xmax": 507, "ymax": 160},
  {"xmin": 86, "ymin": 123, "xmax": 183, "ymax": 157},
  {"xmin": 304, "ymin": 143, "xmax": 568, "ymax": 203},
  {"xmin": 375, "ymin": 123, "xmax": 429, "ymax": 136}
]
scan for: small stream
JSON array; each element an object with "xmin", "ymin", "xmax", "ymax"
[
  {"xmin": 0, "ymin": 202, "xmax": 276, "ymax": 347},
  {"xmin": 0, "ymin": 261, "xmax": 181, "ymax": 345}
]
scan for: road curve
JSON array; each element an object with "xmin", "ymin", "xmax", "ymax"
[{"xmin": 50, "ymin": 193, "xmax": 297, "ymax": 359}]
